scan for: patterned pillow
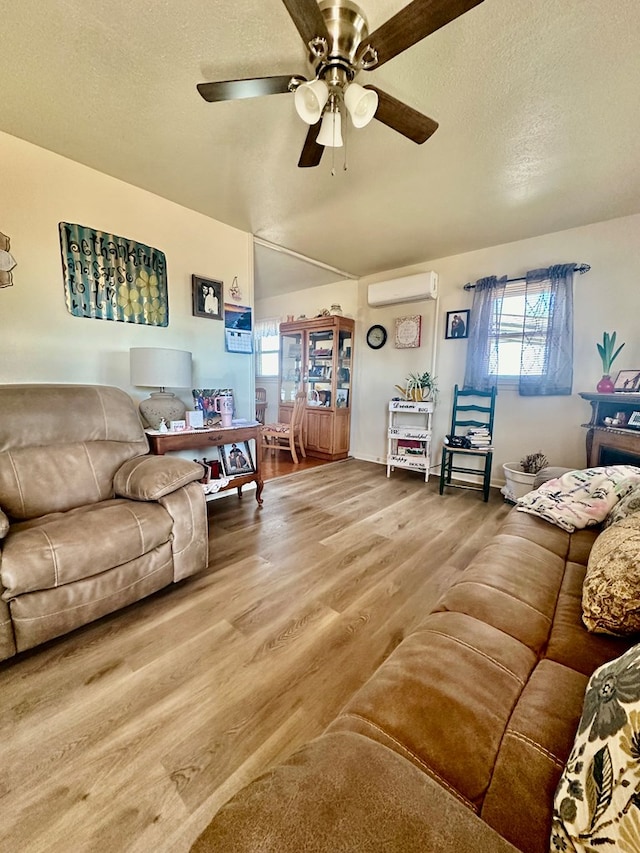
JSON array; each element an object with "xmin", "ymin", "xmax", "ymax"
[
  {"xmin": 604, "ymin": 482, "xmax": 640, "ymax": 528},
  {"xmin": 582, "ymin": 514, "xmax": 640, "ymax": 635},
  {"xmin": 551, "ymin": 644, "xmax": 640, "ymax": 852}
]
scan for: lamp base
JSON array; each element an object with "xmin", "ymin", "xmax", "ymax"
[{"xmin": 139, "ymin": 391, "xmax": 187, "ymax": 429}]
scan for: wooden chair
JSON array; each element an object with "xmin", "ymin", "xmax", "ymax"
[
  {"xmin": 255, "ymin": 387, "xmax": 267, "ymax": 424},
  {"xmin": 261, "ymin": 391, "xmax": 307, "ymax": 464},
  {"xmin": 439, "ymin": 385, "xmax": 497, "ymax": 502}
]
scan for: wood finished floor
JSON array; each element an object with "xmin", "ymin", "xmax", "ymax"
[{"xmin": 0, "ymin": 459, "xmax": 511, "ymax": 852}]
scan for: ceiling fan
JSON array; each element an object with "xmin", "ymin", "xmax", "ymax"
[{"xmin": 197, "ymin": 0, "xmax": 484, "ymax": 168}]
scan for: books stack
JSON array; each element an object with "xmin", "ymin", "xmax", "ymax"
[{"xmin": 466, "ymin": 427, "xmax": 493, "ymax": 450}]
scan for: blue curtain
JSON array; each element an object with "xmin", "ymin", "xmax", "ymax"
[
  {"xmin": 519, "ymin": 264, "xmax": 575, "ymax": 396},
  {"xmin": 463, "ymin": 275, "xmax": 507, "ymax": 392}
]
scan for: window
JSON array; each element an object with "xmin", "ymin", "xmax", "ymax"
[
  {"xmin": 464, "ymin": 264, "xmax": 575, "ymax": 396},
  {"xmin": 255, "ymin": 319, "xmax": 280, "ymax": 378},
  {"xmin": 489, "ymin": 280, "xmax": 552, "ymax": 380}
]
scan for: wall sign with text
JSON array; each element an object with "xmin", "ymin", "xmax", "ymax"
[{"xmin": 59, "ymin": 222, "xmax": 168, "ymax": 325}]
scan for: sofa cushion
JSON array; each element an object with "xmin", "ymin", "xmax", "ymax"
[
  {"xmin": 1, "ymin": 499, "xmax": 173, "ymax": 597},
  {"xmin": 551, "ymin": 643, "xmax": 640, "ymax": 852},
  {"xmin": 582, "ymin": 514, "xmax": 640, "ymax": 636},
  {"xmin": 328, "ymin": 610, "xmax": 537, "ymax": 810},
  {"xmin": 603, "ymin": 482, "xmax": 640, "ymax": 528},
  {"xmin": 114, "ymin": 455, "xmax": 203, "ymax": 500}
]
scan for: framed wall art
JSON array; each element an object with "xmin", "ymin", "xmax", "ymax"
[
  {"xmin": 394, "ymin": 315, "xmax": 422, "ymax": 349},
  {"xmin": 59, "ymin": 223, "xmax": 168, "ymax": 325},
  {"xmin": 192, "ymin": 275, "xmax": 223, "ymax": 320},
  {"xmin": 445, "ymin": 309, "xmax": 469, "ymax": 339}
]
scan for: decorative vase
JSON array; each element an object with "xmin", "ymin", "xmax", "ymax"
[{"xmin": 596, "ymin": 375, "xmax": 615, "ymax": 394}]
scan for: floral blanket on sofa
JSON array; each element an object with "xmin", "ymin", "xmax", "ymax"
[{"xmin": 517, "ymin": 466, "xmax": 640, "ymax": 532}]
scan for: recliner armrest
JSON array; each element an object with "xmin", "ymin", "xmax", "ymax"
[{"xmin": 114, "ymin": 455, "xmax": 203, "ymax": 501}]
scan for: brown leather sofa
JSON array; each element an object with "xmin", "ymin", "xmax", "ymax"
[
  {"xmin": 193, "ymin": 507, "xmax": 632, "ymax": 853},
  {"xmin": 0, "ymin": 384, "xmax": 208, "ymax": 661}
]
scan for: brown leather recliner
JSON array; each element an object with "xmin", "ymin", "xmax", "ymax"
[{"xmin": 0, "ymin": 384, "xmax": 208, "ymax": 661}]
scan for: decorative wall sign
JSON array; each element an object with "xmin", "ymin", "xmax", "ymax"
[
  {"xmin": 394, "ymin": 315, "xmax": 422, "ymax": 349},
  {"xmin": 0, "ymin": 232, "xmax": 17, "ymax": 289},
  {"xmin": 445, "ymin": 309, "xmax": 469, "ymax": 339},
  {"xmin": 58, "ymin": 222, "xmax": 168, "ymax": 325},
  {"xmin": 192, "ymin": 275, "xmax": 223, "ymax": 320}
]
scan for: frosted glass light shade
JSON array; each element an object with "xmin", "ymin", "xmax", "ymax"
[
  {"xmin": 344, "ymin": 83, "xmax": 378, "ymax": 128},
  {"xmin": 130, "ymin": 347, "xmax": 192, "ymax": 429},
  {"xmin": 317, "ymin": 109, "xmax": 343, "ymax": 147},
  {"xmin": 294, "ymin": 79, "xmax": 329, "ymax": 124}
]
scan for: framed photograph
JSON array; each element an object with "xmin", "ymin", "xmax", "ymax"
[
  {"xmin": 219, "ymin": 441, "xmax": 255, "ymax": 477},
  {"xmin": 336, "ymin": 388, "xmax": 349, "ymax": 408},
  {"xmin": 192, "ymin": 275, "xmax": 223, "ymax": 320},
  {"xmin": 445, "ymin": 309, "xmax": 469, "ymax": 340},
  {"xmin": 613, "ymin": 369, "xmax": 640, "ymax": 392}
]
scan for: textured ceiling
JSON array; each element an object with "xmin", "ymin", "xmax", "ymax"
[{"xmin": 1, "ymin": 0, "xmax": 639, "ymax": 296}]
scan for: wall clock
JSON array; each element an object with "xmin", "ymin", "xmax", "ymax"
[
  {"xmin": 366, "ymin": 324, "xmax": 387, "ymax": 349},
  {"xmin": 394, "ymin": 315, "xmax": 422, "ymax": 349}
]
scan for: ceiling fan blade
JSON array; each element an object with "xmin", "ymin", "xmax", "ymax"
[
  {"xmin": 365, "ymin": 0, "xmax": 485, "ymax": 68},
  {"xmin": 367, "ymin": 86, "xmax": 438, "ymax": 144},
  {"xmin": 281, "ymin": 0, "xmax": 331, "ymax": 47},
  {"xmin": 298, "ymin": 122, "xmax": 324, "ymax": 168},
  {"xmin": 197, "ymin": 75, "xmax": 296, "ymax": 103}
]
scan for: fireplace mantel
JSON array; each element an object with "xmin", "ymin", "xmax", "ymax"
[{"xmin": 579, "ymin": 392, "xmax": 640, "ymax": 467}]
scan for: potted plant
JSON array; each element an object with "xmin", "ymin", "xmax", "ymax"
[
  {"xmin": 394, "ymin": 371, "xmax": 438, "ymax": 402},
  {"xmin": 502, "ymin": 451, "xmax": 548, "ymax": 503},
  {"xmin": 596, "ymin": 331, "xmax": 625, "ymax": 393}
]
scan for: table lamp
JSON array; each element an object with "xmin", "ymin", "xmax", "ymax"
[{"xmin": 130, "ymin": 347, "xmax": 192, "ymax": 429}]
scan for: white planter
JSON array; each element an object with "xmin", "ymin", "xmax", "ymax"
[{"xmin": 501, "ymin": 463, "xmax": 536, "ymax": 503}]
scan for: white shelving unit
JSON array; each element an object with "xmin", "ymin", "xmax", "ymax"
[{"xmin": 387, "ymin": 400, "xmax": 434, "ymax": 482}]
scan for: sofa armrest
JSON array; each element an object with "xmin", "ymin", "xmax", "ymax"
[
  {"xmin": 0, "ymin": 507, "xmax": 8, "ymax": 539},
  {"xmin": 191, "ymin": 732, "xmax": 520, "ymax": 853},
  {"xmin": 114, "ymin": 455, "xmax": 203, "ymax": 501}
]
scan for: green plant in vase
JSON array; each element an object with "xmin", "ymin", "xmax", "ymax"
[
  {"xmin": 596, "ymin": 331, "xmax": 625, "ymax": 393},
  {"xmin": 394, "ymin": 371, "xmax": 438, "ymax": 402}
]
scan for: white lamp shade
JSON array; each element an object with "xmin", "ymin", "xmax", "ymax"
[
  {"xmin": 294, "ymin": 79, "xmax": 329, "ymax": 124},
  {"xmin": 130, "ymin": 347, "xmax": 192, "ymax": 389},
  {"xmin": 344, "ymin": 83, "xmax": 378, "ymax": 128},
  {"xmin": 317, "ymin": 109, "xmax": 343, "ymax": 148}
]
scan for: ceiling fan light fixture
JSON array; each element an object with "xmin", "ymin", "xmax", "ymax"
[
  {"xmin": 294, "ymin": 79, "xmax": 329, "ymax": 124},
  {"xmin": 344, "ymin": 82, "xmax": 378, "ymax": 128},
  {"xmin": 317, "ymin": 107, "xmax": 343, "ymax": 148}
]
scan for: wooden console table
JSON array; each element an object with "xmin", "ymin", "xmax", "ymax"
[
  {"xmin": 146, "ymin": 424, "xmax": 264, "ymax": 506},
  {"xmin": 579, "ymin": 392, "xmax": 640, "ymax": 467}
]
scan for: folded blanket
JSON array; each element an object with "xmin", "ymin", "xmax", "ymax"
[{"xmin": 516, "ymin": 465, "xmax": 640, "ymax": 532}]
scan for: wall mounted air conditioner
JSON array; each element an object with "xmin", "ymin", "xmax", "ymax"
[{"xmin": 367, "ymin": 271, "xmax": 438, "ymax": 307}]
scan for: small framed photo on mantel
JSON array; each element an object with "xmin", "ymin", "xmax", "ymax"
[{"xmin": 192, "ymin": 275, "xmax": 223, "ymax": 320}]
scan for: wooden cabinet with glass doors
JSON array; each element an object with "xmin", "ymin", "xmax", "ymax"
[{"xmin": 278, "ymin": 315, "xmax": 354, "ymax": 460}]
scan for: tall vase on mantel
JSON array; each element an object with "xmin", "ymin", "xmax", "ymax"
[{"xmin": 596, "ymin": 331, "xmax": 625, "ymax": 394}]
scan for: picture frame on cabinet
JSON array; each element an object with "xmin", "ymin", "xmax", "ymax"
[
  {"xmin": 614, "ymin": 369, "xmax": 640, "ymax": 392},
  {"xmin": 336, "ymin": 388, "xmax": 349, "ymax": 408}
]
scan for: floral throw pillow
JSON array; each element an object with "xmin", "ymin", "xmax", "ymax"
[
  {"xmin": 551, "ymin": 644, "xmax": 640, "ymax": 852},
  {"xmin": 604, "ymin": 482, "xmax": 640, "ymax": 528}
]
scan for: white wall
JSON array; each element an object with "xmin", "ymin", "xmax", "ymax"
[
  {"xmin": 258, "ymin": 214, "xmax": 640, "ymax": 484},
  {"xmin": 0, "ymin": 131, "xmax": 254, "ymax": 419}
]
